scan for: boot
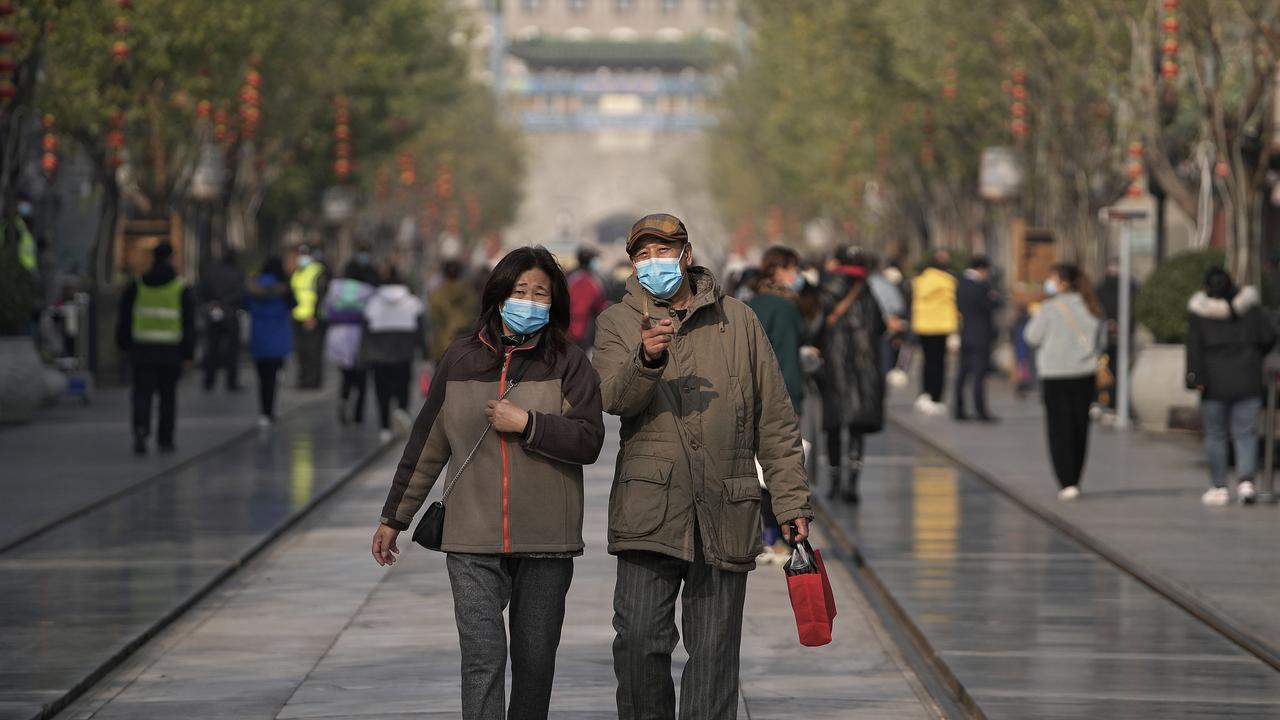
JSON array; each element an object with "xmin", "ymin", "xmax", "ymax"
[
  {"xmin": 826, "ymin": 467, "xmax": 840, "ymax": 500},
  {"xmin": 842, "ymin": 462, "xmax": 861, "ymax": 504}
]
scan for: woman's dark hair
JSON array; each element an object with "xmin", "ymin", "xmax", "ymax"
[
  {"xmin": 476, "ymin": 246, "xmax": 570, "ymax": 364},
  {"xmin": 261, "ymin": 256, "xmax": 286, "ymax": 278},
  {"xmin": 1205, "ymin": 266, "xmax": 1239, "ymax": 318},
  {"xmin": 1052, "ymin": 262, "xmax": 1103, "ymax": 319},
  {"xmin": 752, "ymin": 245, "xmax": 800, "ymax": 293}
]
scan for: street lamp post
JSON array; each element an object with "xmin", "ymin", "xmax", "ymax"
[{"xmin": 1101, "ymin": 207, "xmax": 1147, "ymax": 431}]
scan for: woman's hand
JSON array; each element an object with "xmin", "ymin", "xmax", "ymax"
[
  {"xmin": 486, "ymin": 399, "xmax": 529, "ymax": 434},
  {"xmin": 371, "ymin": 524, "xmax": 400, "ymax": 566}
]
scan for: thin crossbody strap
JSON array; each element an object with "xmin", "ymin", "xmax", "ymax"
[
  {"xmin": 438, "ymin": 354, "xmax": 532, "ymax": 504},
  {"xmin": 1056, "ymin": 299, "xmax": 1095, "ymax": 355}
]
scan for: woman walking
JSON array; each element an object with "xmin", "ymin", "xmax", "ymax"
[
  {"xmin": 323, "ymin": 267, "xmax": 377, "ymax": 425},
  {"xmin": 1024, "ymin": 263, "xmax": 1102, "ymax": 500},
  {"xmin": 243, "ymin": 257, "xmax": 296, "ymax": 427},
  {"xmin": 370, "ymin": 246, "xmax": 604, "ymax": 719},
  {"xmin": 1187, "ymin": 267, "xmax": 1276, "ymax": 505},
  {"xmin": 817, "ymin": 248, "xmax": 887, "ymax": 503},
  {"xmin": 362, "ymin": 268, "xmax": 429, "ymax": 443}
]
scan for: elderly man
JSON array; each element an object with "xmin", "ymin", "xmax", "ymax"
[{"xmin": 593, "ymin": 213, "xmax": 813, "ymax": 720}]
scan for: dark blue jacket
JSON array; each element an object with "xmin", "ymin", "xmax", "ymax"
[
  {"xmin": 244, "ymin": 273, "xmax": 296, "ymax": 360},
  {"xmin": 957, "ymin": 274, "xmax": 1001, "ymax": 350}
]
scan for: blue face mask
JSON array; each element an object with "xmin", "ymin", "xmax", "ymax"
[
  {"xmin": 1043, "ymin": 279, "xmax": 1057, "ymax": 297},
  {"xmin": 635, "ymin": 246, "xmax": 686, "ymax": 300},
  {"xmin": 788, "ymin": 274, "xmax": 806, "ymax": 293},
  {"xmin": 501, "ymin": 298, "xmax": 550, "ymax": 335}
]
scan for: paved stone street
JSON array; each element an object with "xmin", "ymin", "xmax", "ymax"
[{"xmin": 55, "ymin": 426, "xmax": 938, "ymax": 720}]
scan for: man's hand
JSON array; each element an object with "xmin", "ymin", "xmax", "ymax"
[
  {"xmin": 486, "ymin": 399, "xmax": 529, "ymax": 434},
  {"xmin": 371, "ymin": 524, "xmax": 400, "ymax": 566},
  {"xmin": 782, "ymin": 517, "xmax": 810, "ymax": 544},
  {"xmin": 641, "ymin": 313, "xmax": 674, "ymax": 362},
  {"xmin": 304, "ymin": 318, "xmax": 318, "ymax": 332}
]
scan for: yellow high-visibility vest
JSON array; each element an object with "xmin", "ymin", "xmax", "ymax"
[
  {"xmin": 133, "ymin": 278, "xmax": 185, "ymax": 345},
  {"xmin": 15, "ymin": 217, "xmax": 35, "ymax": 273},
  {"xmin": 291, "ymin": 262, "xmax": 324, "ymax": 321}
]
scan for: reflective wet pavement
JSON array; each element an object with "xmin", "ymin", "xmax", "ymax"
[
  {"xmin": 0, "ymin": 410, "xmax": 387, "ymax": 720},
  {"xmin": 820, "ymin": 431, "xmax": 1280, "ymax": 718}
]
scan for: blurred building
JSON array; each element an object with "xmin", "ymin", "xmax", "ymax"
[{"xmin": 456, "ymin": 0, "xmax": 735, "ymax": 264}]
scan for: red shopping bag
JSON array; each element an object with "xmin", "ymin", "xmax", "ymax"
[{"xmin": 784, "ymin": 540, "xmax": 837, "ymax": 647}]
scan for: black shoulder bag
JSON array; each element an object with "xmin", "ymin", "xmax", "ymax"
[{"xmin": 412, "ymin": 356, "xmax": 532, "ymax": 551}]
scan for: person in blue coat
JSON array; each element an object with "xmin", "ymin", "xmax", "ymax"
[{"xmin": 244, "ymin": 257, "xmax": 297, "ymax": 426}]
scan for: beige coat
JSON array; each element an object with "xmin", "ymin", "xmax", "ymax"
[{"xmin": 593, "ymin": 268, "xmax": 812, "ymax": 572}]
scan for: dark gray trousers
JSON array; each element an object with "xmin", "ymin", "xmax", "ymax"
[
  {"xmin": 613, "ymin": 546, "xmax": 749, "ymax": 720},
  {"xmin": 446, "ymin": 553, "xmax": 574, "ymax": 720}
]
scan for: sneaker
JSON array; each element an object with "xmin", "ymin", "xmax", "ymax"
[
  {"xmin": 914, "ymin": 394, "xmax": 933, "ymax": 414},
  {"xmin": 926, "ymin": 400, "xmax": 949, "ymax": 417},
  {"xmin": 257, "ymin": 415, "xmax": 273, "ymax": 429},
  {"xmin": 1201, "ymin": 487, "xmax": 1230, "ymax": 506},
  {"xmin": 378, "ymin": 428, "xmax": 394, "ymax": 444},
  {"xmin": 393, "ymin": 408, "xmax": 413, "ymax": 436},
  {"xmin": 1057, "ymin": 485, "xmax": 1081, "ymax": 501},
  {"xmin": 1238, "ymin": 480, "xmax": 1258, "ymax": 505}
]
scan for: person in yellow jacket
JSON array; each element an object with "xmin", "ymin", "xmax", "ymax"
[
  {"xmin": 116, "ymin": 242, "xmax": 196, "ymax": 455},
  {"xmin": 291, "ymin": 244, "xmax": 328, "ymax": 389},
  {"xmin": 911, "ymin": 252, "xmax": 959, "ymax": 415}
]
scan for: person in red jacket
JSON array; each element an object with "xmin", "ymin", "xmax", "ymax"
[{"xmin": 567, "ymin": 246, "xmax": 610, "ymax": 350}]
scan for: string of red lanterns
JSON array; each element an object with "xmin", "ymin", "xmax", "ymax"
[
  {"xmin": 111, "ymin": 0, "xmax": 130, "ymax": 65},
  {"xmin": 1009, "ymin": 67, "xmax": 1028, "ymax": 142},
  {"xmin": 0, "ymin": 0, "xmax": 17, "ymax": 103},
  {"xmin": 1161, "ymin": 0, "xmax": 1180, "ymax": 80},
  {"xmin": 1126, "ymin": 141, "xmax": 1144, "ymax": 198},
  {"xmin": 333, "ymin": 95, "xmax": 351, "ymax": 181},
  {"xmin": 41, "ymin": 113, "xmax": 57, "ymax": 178},
  {"xmin": 239, "ymin": 59, "xmax": 262, "ymax": 141},
  {"xmin": 397, "ymin": 151, "xmax": 415, "ymax": 188},
  {"xmin": 106, "ymin": 0, "xmax": 131, "ymax": 168}
]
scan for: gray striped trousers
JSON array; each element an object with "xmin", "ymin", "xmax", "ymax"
[{"xmin": 612, "ymin": 549, "xmax": 748, "ymax": 720}]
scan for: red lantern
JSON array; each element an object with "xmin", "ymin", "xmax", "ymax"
[
  {"xmin": 1011, "ymin": 68, "xmax": 1026, "ymax": 84},
  {"xmin": 1128, "ymin": 141, "xmax": 1143, "ymax": 158},
  {"xmin": 41, "ymin": 135, "xmax": 57, "ymax": 152},
  {"xmin": 0, "ymin": 55, "xmax": 14, "ymax": 72},
  {"xmin": 42, "ymin": 114, "xmax": 55, "ymax": 131},
  {"xmin": 116, "ymin": 0, "xmax": 132, "ymax": 9},
  {"xmin": 245, "ymin": 69, "xmax": 262, "ymax": 89},
  {"xmin": 1163, "ymin": 0, "xmax": 1178, "ymax": 10},
  {"xmin": 335, "ymin": 108, "xmax": 349, "ymax": 124},
  {"xmin": 1163, "ymin": 38, "xmax": 1179, "ymax": 56},
  {"xmin": 0, "ymin": 2, "xmax": 15, "ymax": 17},
  {"xmin": 1011, "ymin": 119, "xmax": 1027, "ymax": 136},
  {"xmin": 333, "ymin": 95, "xmax": 348, "ymax": 109},
  {"xmin": 0, "ymin": 30, "xmax": 17, "ymax": 45},
  {"xmin": 1127, "ymin": 162, "xmax": 1143, "ymax": 180},
  {"xmin": 240, "ymin": 106, "xmax": 261, "ymax": 124},
  {"xmin": 1215, "ymin": 160, "xmax": 1230, "ymax": 178},
  {"xmin": 333, "ymin": 124, "xmax": 350, "ymax": 141},
  {"xmin": 335, "ymin": 142, "xmax": 350, "ymax": 158},
  {"xmin": 1011, "ymin": 101, "xmax": 1026, "ymax": 118},
  {"xmin": 196, "ymin": 99, "xmax": 212, "ymax": 118},
  {"xmin": 239, "ymin": 86, "xmax": 259, "ymax": 105},
  {"xmin": 113, "ymin": 16, "xmax": 129, "ymax": 34},
  {"xmin": 111, "ymin": 40, "xmax": 129, "ymax": 64},
  {"xmin": 1127, "ymin": 183, "xmax": 1143, "ymax": 198},
  {"xmin": 0, "ymin": 80, "xmax": 15, "ymax": 101},
  {"xmin": 1012, "ymin": 85, "xmax": 1026, "ymax": 101},
  {"xmin": 334, "ymin": 158, "xmax": 351, "ymax": 177},
  {"xmin": 1162, "ymin": 59, "xmax": 1178, "ymax": 78},
  {"xmin": 1164, "ymin": 16, "xmax": 1179, "ymax": 34},
  {"xmin": 41, "ymin": 152, "xmax": 58, "ymax": 177},
  {"xmin": 107, "ymin": 130, "xmax": 125, "ymax": 148},
  {"xmin": 942, "ymin": 86, "xmax": 957, "ymax": 101}
]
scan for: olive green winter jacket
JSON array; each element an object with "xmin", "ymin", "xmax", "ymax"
[{"xmin": 593, "ymin": 267, "xmax": 813, "ymax": 572}]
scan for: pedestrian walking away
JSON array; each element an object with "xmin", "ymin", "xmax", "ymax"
[
  {"xmin": 593, "ymin": 213, "xmax": 813, "ymax": 720},
  {"xmin": 567, "ymin": 245, "xmax": 611, "ymax": 351},
  {"xmin": 244, "ymin": 257, "xmax": 297, "ymax": 427},
  {"xmin": 747, "ymin": 245, "xmax": 810, "ymax": 562},
  {"xmin": 197, "ymin": 249, "xmax": 245, "ymax": 392},
  {"xmin": 363, "ymin": 268, "xmax": 429, "ymax": 443},
  {"xmin": 816, "ymin": 247, "xmax": 887, "ymax": 504},
  {"xmin": 954, "ymin": 256, "xmax": 1002, "ymax": 422},
  {"xmin": 372, "ymin": 246, "xmax": 605, "ymax": 720},
  {"xmin": 911, "ymin": 251, "xmax": 958, "ymax": 416},
  {"xmin": 290, "ymin": 244, "xmax": 328, "ymax": 389},
  {"xmin": 324, "ymin": 258, "xmax": 377, "ymax": 426},
  {"xmin": 429, "ymin": 260, "xmax": 479, "ymax": 364},
  {"xmin": 1024, "ymin": 263, "xmax": 1103, "ymax": 501},
  {"xmin": 115, "ymin": 242, "xmax": 196, "ymax": 456},
  {"xmin": 1186, "ymin": 267, "xmax": 1276, "ymax": 506}
]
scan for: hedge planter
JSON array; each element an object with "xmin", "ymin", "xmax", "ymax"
[
  {"xmin": 1131, "ymin": 343, "xmax": 1199, "ymax": 432},
  {"xmin": 0, "ymin": 336, "xmax": 45, "ymax": 424}
]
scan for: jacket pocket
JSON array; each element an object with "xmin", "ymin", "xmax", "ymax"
[
  {"xmin": 610, "ymin": 455, "xmax": 673, "ymax": 538},
  {"xmin": 718, "ymin": 475, "xmax": 762, "ymax": 563}
]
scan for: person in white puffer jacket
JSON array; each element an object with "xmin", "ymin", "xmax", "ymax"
[{"xmin": 363, "ymin": 267, "xmax": 429, "ymax": 442}]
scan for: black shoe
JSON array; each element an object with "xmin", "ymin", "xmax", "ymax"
[
  {"xmin": 976, "ymin": 413, "xmax": 1001, "ymax": 423},
  {"xmin": 842, "ymin": 464, "xmax": 861, "ymax": 504},
  {"xmin": 953, "ymin": 412, "xmax": 971, "ymax": 422},
  {"xmin": 133, "ymin": 436, "xmax": 147, "ymax": 456},
  {"xmin": 158, "ymin": 443, "xmax": 176, "ymax": 454},
  {"xmin": 337, "ymin": 401, "xmax": 350, "ymax": 426}
]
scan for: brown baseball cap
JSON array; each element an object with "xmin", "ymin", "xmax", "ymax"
[{"xmin": 627, "ymin": 213, "xmax": 688, "ymax": 254}]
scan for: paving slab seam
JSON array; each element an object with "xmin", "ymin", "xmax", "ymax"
[
  {"xmin": 812, "ymin": 498, "xmax": 984, "ymax": 720},
  {"xmin": 0, "ymin": 390, "xmax": 335, "ymax": 556},
  {"xmin": 888, "ymin": 414, "xmax": 1280, "ymax": 674},
  {"xmin": 27, "ymin": 434, "xmax": 395, "ymax": 720}
]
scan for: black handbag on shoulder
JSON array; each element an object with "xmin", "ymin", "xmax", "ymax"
[{"xmin": 411, "ymin": 357, "xmax": 530, "ymax": 551}]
